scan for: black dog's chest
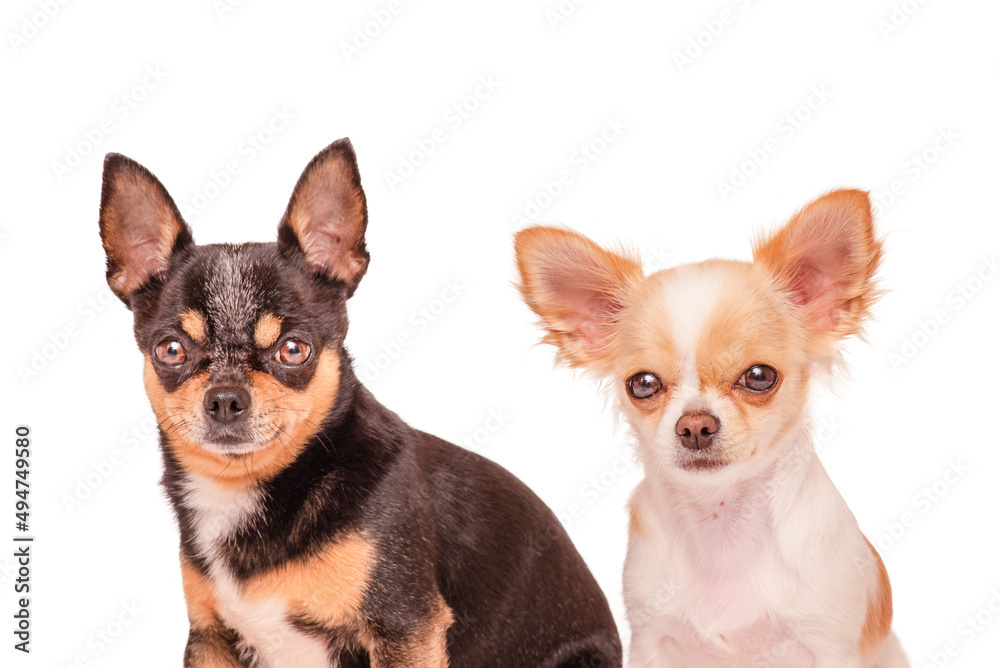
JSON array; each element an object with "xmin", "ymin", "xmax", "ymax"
[{"xmin": 184, "ymin": 477, "xmax": 372, "ymax": 665}]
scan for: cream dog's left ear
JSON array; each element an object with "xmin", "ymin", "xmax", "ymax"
[{"xmin": 753, "ymin": 189, "xmax": 884, "ymax": 345}]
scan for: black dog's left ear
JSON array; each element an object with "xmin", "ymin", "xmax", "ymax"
[{"xmin": 278, "ymin": 138, "xmax": 369, "ymax": 296}]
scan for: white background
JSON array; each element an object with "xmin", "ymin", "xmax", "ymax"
[{"xmin": 2, "ymin": 1, "xmax": 999, "ymax": 666}]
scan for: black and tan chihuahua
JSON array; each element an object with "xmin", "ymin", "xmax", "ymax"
[{"xmin": 98, "ymin": 139, "xmax": 621, "ymax": 667}]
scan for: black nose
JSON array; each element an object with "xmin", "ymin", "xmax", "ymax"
[
  {"xmin": 676, "ymin": 412, "xmax": 720, "ymax": 450},
  {"xmin": 203, "ymin": 386, "xmax": 251, "ymax": 423}
]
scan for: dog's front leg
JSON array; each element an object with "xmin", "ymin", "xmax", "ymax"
[
  {"xmin": 180, "ymin": 556, "xmax": 246, "ymax": 667},
  {"xmin": 627, "ymin": 628, "xmax": 691, "ymax": 668},
  {"xmin": 184, "ymin": 626, "xmax": 245, "ymax": 667},
  {"xmin": 807, "ymin": 646, "xmax": 867, "ymax": 668},
  {"xmin": 627, "ymin": 643, "xmax": 670, "ymax": 668},
  {"xmin": 367, "ymin": 593, "xmax": 453, "ymax": 668},
  {"xmin": 368, "ymin": 629, "xmax": 450, "ymax": 668}
]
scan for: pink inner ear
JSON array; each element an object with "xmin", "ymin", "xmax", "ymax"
[
  {"xmin": 516, "ymin": 226, "xmax": 642, "ymax": 369},
  {"xmin": 754, "ymin": 189, "xmax": 880, "ymax": 338},
  {"xmin": 788, "ymin": 238, "xmax": 849, "ymax": 304},
  {"xmin": 560, "ymin": 287, "xmax": 617, "ymax": 350},
  {"xmin": 303, "ymin": 229, "xmax": 363, "ymax": 278},
  {"xmin": 789, "ymin": 261, "xmax": 844, "ymax": 330},
  {"xmin": 786, "ymin": 223, "xmax": 856, "ymax": 322},
  {"xmin": 104, "ymin": 184, "xmax": 183, "ymax": 295},
  {"xmin": 532, "ymin": 258, "xmax": 626, "ymax": 360},
  {"xmin": 117, "ymin": 236, "xmax": 168, "ymax": 288},
  {"xmin": 285, "ymin": 156, "xmax": 367, "ymax": 285}
]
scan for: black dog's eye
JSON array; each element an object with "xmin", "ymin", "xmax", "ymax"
[
  {"xmin": 155, "ymin": 340, "xmax": 187, "ymax": 365},
  {"xmin": 740, "ymin": 365, "xmax": 778, "ymax": 392},
  {"xmin": 626, "ymin": 372, "xmax": 662, "ymax": 400},
  {"xmin": 276, "ymin": 340, "xmax": 311, "ymax": 366}
]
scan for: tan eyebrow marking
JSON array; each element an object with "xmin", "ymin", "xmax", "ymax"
[
  {"xmin": 254, "ymin": 312, "xmax": 283, "ymax": 348},
  {"xmin": 179, "ymin": 309, "xmax": 206, "ymax": 343}
]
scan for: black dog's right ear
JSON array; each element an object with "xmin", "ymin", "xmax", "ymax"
[
  {"xmin": 99, "ymin": 154, "xmax": 193, "ymax": 304},
  {"xmin": 277, "ymin": 138, "xmax": 369, "ymax": 297}
]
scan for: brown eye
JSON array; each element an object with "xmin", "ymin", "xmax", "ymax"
[
  {"xmin": 276, "ymin": 340, "xmax": 311, "ymax": 366},
  {"xmin": 155, "ymin": 340, "xmax": 187, "ymax": 365},
  {"xmin": 740, "ymin": 365, "xmax": 778, "ymax": 392},
  {"xmin": 626, "ymin": 372, "xmax": 662, "ymax": 399}
]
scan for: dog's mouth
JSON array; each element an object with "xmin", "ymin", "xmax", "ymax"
[
  {"xmin": 202, "ymin": 435, "xmax": 264, "ymax": 456},
  {"xmin": 163, "ymin": 400, "xmax": 293, "ymax": 458},
  {"xmin": 677, "ymin": 454, "xmax": 729, "ymax": 472},
  {"xmin": 198, "ymin": 423, "xmax": 276, "ymax": 456}
]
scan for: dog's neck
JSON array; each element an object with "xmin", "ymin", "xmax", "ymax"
[
  {"xmin": 165, "ymin": 376, "xmax": 408, "ymax": 575},
  {"xmin": 644, "ymin": 419, "xmax": 820, "ymax": 535}
]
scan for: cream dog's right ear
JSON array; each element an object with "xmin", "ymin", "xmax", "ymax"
[{"xmin": 514, "ymin": 226, "xmax": 642, "ymax": 374}]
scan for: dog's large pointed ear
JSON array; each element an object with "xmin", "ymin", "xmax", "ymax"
[
  {"xmin": 515, "ymin": 226, "xmax": 643, "ymax": 374},
  {"xmin": 277, "ymin": 138, "xmax": 369, "ymax": 296},
  {"xmin": 99, "ymin": 154, "xmax": 193, "ymax": 305},
  {"xmin": 753, "ymin": 189, "xmax": 883, "ymax": 344}
]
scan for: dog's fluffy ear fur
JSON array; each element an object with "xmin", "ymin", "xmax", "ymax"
[
  {"xmin": 514, "ymin": 226, "xmax": 643, "ymax": 374},
  {"xmin": 99, "ymin": 153, "xmax": 193, "ymax": 304},
  {"xmin": 278, "ymin": 138, "xmax": 369, "ymax": 297},
  {"xmin": 753, "ymin": 189, "xmax": 883, "ymax": 348}
]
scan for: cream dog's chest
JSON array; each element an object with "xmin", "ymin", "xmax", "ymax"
[
  {"xmin": 655, "ymin": 619, "xmax": 815, "ymax": 668},
  {"xmin": 625, "ymin": 486, "xmax": 816, "ymax": 665}
]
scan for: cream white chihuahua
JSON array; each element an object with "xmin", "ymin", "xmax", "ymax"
[{"xmin": 515, "ymin": 190, "xmax": 909, "ymax": 667}]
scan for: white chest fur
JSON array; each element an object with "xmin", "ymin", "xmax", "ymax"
[
  {"xmin": 182, "ymin": 477, "xmax": 333, "ymax": 667},
  {"xmin": 624, "ymin": 439, "xmax": 879, "ymax": 667}
]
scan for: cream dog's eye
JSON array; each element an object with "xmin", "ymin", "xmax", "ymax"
[
  {"xmin": 626, "ymin": 372, "xmax": 662, "ymax": 399},
  {"xmin": 740, "ymin": 365, "xmax": 778, "ymax": 392}
]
